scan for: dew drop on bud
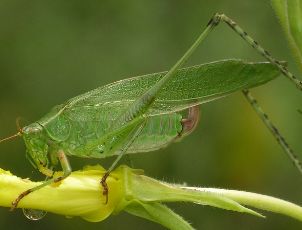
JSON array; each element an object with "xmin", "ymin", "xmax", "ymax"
[{"xmin": 23, "ymin": 208, "xmax": 47, "ymax": 221}]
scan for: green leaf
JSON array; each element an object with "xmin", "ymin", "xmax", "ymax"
[
  {"xmin": 271, "ymin": 0, "xmax": 302, "ymax": 72},
  {"xmin": 68, "ymin": 59, "xmax": 280, "ymax": 116},
  {"xmin": 125, "ymin": 201, "xmax": 194, "ymax": 230}
]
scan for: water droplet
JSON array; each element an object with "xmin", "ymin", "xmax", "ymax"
[
  {"xmin": 98, "ymin": 144, "xmax": 105, "ymax": 153},
  {"xmin": 23, "ymin": 208, "xmax": 47, "ymax": 221}
]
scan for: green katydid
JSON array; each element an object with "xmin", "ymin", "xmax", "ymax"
[{"xmin": 1, "ymin": 13, "xmax": 302, "ymax": 210}]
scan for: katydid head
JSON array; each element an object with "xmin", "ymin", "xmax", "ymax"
[{"xmin": 21, "ymin": 123, "xmax": 53, "ymax": 177}]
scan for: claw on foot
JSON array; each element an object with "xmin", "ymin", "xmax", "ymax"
[
  {"xmin": 100, "ymin": 172, "xmax": 109, "ymax": 204},
  {"xmin": 10, "ymin": 189, "xmax": 31, "ymax": 211}
]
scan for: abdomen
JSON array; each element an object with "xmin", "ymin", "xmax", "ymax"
[
  {"xmin": 127, "ymin": 113, "xmax": 183, "ymax": 153},
  {"xmin": 60, "ymin": 107, "xmax": 199, "ymax": 158}
]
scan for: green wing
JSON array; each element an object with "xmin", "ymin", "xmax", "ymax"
[
  {"xmin": 39, "ymin": 59, "xmax": 280, "ymax": 157},
  {"xmin": 63, "ymin": 59, "xmax": 280, "ymax": 118}
]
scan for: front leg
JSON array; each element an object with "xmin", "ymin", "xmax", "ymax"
[{"xmin": 11, "ymin": 150, "xmax": 71, "ymax": 210}]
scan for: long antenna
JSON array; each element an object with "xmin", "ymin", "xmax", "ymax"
[{"xmin": 0, "ymin": 132, "xmax": 21, "ymax": 144}]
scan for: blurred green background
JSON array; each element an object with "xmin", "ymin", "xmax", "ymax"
[{"xmin": 0, "ymin": 0, "xmax": 301, "ymax": 229}]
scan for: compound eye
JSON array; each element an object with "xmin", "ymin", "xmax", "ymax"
[
  {"xmin": 22, "ymin": 123, "xmax": 42, "ymax": 134},
  {"xmin": 21, "ymin": 126, "xmax": 30, "ymax": 133}
]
